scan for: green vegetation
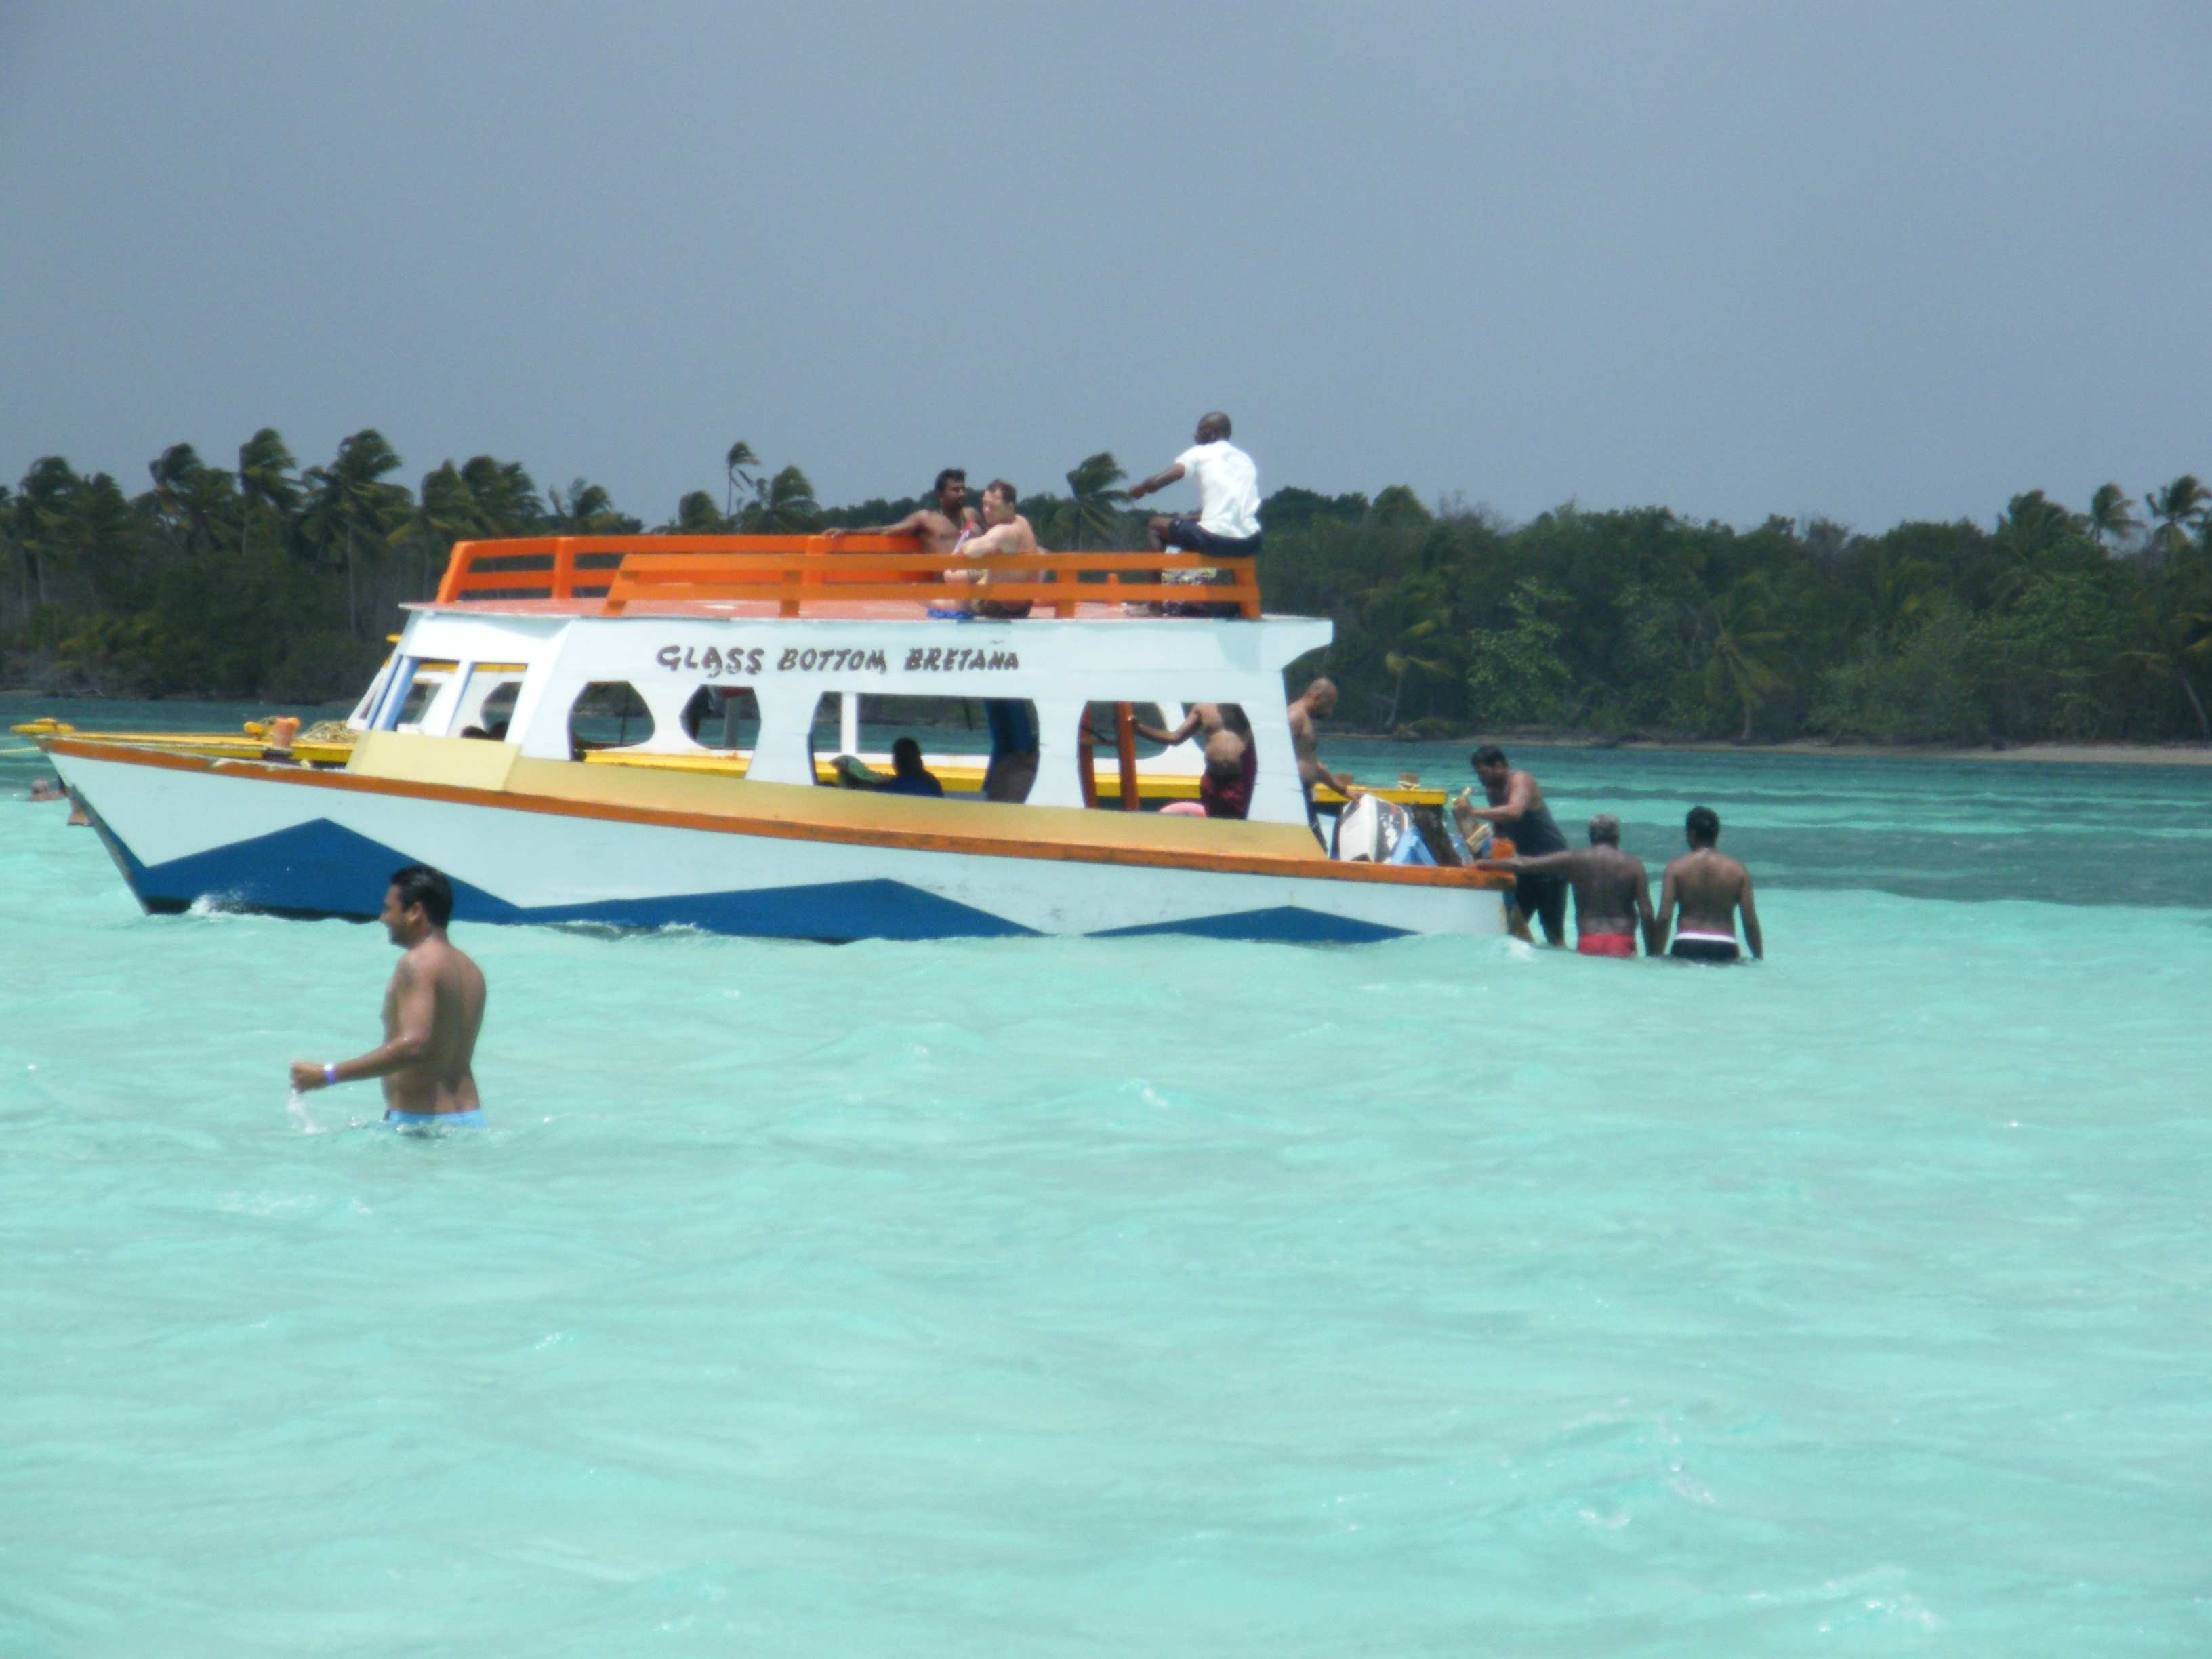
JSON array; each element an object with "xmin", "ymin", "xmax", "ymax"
[{"xmin": 4, "ymin": 430, "xmax": 2209, "ymax": 745}]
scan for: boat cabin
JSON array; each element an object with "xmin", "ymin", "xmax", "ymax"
[{"xmin": 359, "ymin": 535, "xmax": 1327, "ymax": 825}]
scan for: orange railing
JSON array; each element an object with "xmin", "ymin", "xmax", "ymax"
[{"xmin": 434, "ymin": 535, "xmax": 1261, "ymax": 619}]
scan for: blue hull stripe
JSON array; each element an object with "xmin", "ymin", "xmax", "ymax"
[{"xmin": 102, "ymin": 815, "xmax": 1409, "ymax": 943}]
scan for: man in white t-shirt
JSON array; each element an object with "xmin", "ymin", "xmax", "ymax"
[{"xmin": 1128, "ymin": 411, "xmax": 1263, "ymax": 560}]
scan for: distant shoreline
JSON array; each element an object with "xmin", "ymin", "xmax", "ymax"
[{"xmin": 1335, "ymin": 730, "xmax": 2212, "ymax": 769}]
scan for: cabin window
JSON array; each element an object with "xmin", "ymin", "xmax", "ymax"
[
  {"xmin": 681, "ymin": 684, "xmax": 761, "ymax": 752},
  {"xmin": 392, "ymin": 679, "xmax": 439, "ymax": 729},
  {"xmin": 805, "ymin": 693, "xmax": 1041, "ymax": 803},
  {"xmin": 568, "ymin": 681, "xmax": 655, "ymax": 755},
  {"xmin": 476, "ymin": 679, "xmax": 520, "ymax": 737}
]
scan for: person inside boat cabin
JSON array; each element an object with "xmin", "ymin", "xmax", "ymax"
[
  {"xmin": 878, "ymin": 737, "xmax": 945, "ymax": 798},
  {"xmin": 825, "ymin": 468, "xmax": 979, "ymax": 558},
  {"xmin": 1200, "ymin": 729, "xmax": 1253, "ymax": 819},
  {"xmin": 982, "ymin": 698, "xmax": 1039, "ymax": 803}
]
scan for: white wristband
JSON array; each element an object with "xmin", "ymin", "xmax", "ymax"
[{"xmin": 323, "ymin": 1063, "xmax": 338, "ymax": 1086}]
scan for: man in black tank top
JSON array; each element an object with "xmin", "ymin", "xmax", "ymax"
[{"xmin": 1456, "ymin": 745, "xmax": 1570, "ymax": 944}]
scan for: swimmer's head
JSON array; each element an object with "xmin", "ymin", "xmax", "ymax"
[
  {"xmin": 384, "ymin": 863, "xmax": 454, "ymax": 941},
  {"xmin": 1587, "ymin": 813, "xmax": 1620, "ymax": 847},
  {"xmin": 1685, "ymin": 805, "xmax": 1721, "ymax": 848}
]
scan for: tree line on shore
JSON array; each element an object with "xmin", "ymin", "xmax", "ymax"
[{"xmin": 3, "ymin": 429, "xmax": 2209, "ymax": 745}]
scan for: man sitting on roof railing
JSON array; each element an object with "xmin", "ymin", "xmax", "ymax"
[
  {"xmin": 943, "ymin": 479, "xmax": 1039, "ymax": 620},
  {"xmin": 825, "ymin": 468, "xmax": 980, "ymax": 616},
  {"xmin": 1128, "ymin": 412, "xmax": 1263, "ymax": 617}
]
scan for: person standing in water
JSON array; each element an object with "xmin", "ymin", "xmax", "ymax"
[
  {"xmin": 1654, "ymin": 806, "xmax": 1763, "ymax": 962},
  {"xmin": 1475, "ymin": 813, "xmax": 1658, "ymax": 957},
  {"xmin": 1455, "ymin": 745, "xmax": 1570, "ymax": 945},
  {"xmin": 290, "ymin": 865, "xmax": 487, "ymax": 1126}
]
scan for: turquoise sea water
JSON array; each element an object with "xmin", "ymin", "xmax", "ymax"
[{"xmin": 6, "ymin": 700, "xmax": 2211, "ymax": 1655}]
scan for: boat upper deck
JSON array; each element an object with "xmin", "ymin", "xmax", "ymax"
[{"xmin": 426, "ymin": 535, "xmax": 1267, "ymax": 621}]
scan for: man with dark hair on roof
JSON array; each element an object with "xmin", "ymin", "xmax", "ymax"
[
  {"xmin": 1656, "ymin": 806, "xmax": 1763, "ymax": 962},
  {"xmin": 825, "ymin": 468, "xmax": 979, "ymax": 560},
  {"xmin": 1454, "ymin": 745, "xmax": 1570, "ymax": 945},
  {"xmin": 1128, "ymin": 413, "xmax": 1262, "ymax": 614},
  {"xmin": 289, "ymin": 865, "xmax": 488, "ymax": 1128},
  {"xmin": 1476, "ymin": 813, "xmax": 1658, "ymax": 958}
]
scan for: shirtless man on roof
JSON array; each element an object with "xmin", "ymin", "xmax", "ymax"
[
  {"xmin": 826, "ymin": 468, "xmax": 979, "ymax": 557},
  {"xmin": 945, "ymin": 478, "xmax": 1040, "ymax": 619},
  {"xmin": 1654, "ymin": 806, "xmax": 1763, "ymax": 963},
  {"xmin": 290, "ymin": 865, "xmax": 487, "ymax": 1127}
]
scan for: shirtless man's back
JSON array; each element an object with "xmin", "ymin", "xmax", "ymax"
[
  {"xmin": 291, "ymin": 865, "xmax": 488, "ymax": 1123},
  {"xmin": 1656, "ymin": 806, "xmax": 1763, "ymax": 963},
  {"xmin": 1477, "ymin": 814, "xmax": 1656, "ymax": 956}
]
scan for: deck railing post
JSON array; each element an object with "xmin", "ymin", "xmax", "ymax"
[{"xmin": 1115, "ymin": 703, "xmax": 1140, "ymax": 811}]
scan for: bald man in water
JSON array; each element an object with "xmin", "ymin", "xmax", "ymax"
[{"xmin": 1477, "ymin": 813, "xmax": 1658, "ymax": 957}]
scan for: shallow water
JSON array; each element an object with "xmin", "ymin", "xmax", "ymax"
[{"xmin": 5, "ymin": 703, "xmax": 2211, "ymax": 1654}]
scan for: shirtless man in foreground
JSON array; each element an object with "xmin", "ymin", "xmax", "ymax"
[
  {"xmin": 290, "ymin": 865, "xmax": 488, "ymax": 1124},
  {"xmin": 1477, "ymin": 814, "xmax": 1657, "ymax": 957},
  {"xmin": 1654, "ymin": 806, "xmax": 1763, "ymax": 963}
]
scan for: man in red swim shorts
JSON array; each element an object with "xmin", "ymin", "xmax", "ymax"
[{"xmin": 1475, "ymin": 813, "xmax": 1658, "ymax": 958}]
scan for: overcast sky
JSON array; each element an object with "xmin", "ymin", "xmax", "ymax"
[{"xmin": 4, "ymin": 2, "xmax": 2207, "ymax": 531}]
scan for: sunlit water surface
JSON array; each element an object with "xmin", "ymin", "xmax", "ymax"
[{"xmin": 5, "ymin": 702, "xmax": 2210, "ymax": 1654}]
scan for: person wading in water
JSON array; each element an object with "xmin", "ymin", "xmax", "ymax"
[
  {"xmin": 289, "ymin": 865, "xmax": 488, "ymax": 1127},
  {"xmin": 1455, "ymin": 745, "xmax": 1571, "ymax": 944},
  {"xmin": 1477, "ymin": 813, "xmax": 1658, "ymax": 957}
]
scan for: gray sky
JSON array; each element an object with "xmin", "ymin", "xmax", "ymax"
[{"xmin": 4, "ymin": 1, "xmax": 2207, "ymax": 532}]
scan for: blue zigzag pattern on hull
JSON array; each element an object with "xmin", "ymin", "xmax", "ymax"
[
  {"xmin": 110, "ymin": 817, "xmax": 1038, "ymax": 940},
  {"xmin": 101, "ymin": 815, "xmax": 1421, "ymax": 943}
]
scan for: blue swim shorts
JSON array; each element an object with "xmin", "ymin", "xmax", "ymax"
[{"xmin": 384, "ymin": 1109, "xmax": 485, "ymax": 1130}]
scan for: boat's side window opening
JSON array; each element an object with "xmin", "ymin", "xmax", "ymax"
[
  {"xmin": 392, "ymin": 678, "xmax": 439, "ymax": 729},
  {"xmin": 682, "ymin": 684, "xmax": 760, "ymax": 752},
  {"xmin": 804, "ymin": 693, "xmax": 1042, "ymax": 803},
  {"xmin": 476, "ymin": 680, "xmax": 520, "ymax": 739},
  {"xmin": 568, "ymin": 682, "xmax": 655, "ymax": 756}
]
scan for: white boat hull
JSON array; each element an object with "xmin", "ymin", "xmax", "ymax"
[{"xmin": 55, "ymin": 747, "xmax": 1507, "ymax": 945}]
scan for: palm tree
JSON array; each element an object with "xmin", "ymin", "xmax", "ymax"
[
  {"xmin": 1696, "ymin": 577, "xmax": 1795, "ymax": 741},
  {"xmin": 300, "ymin": 429, "xmax": 405, "ymax": 640},
  {"xmin": 459, "ymin": 456, "xmax": 542, "ymax": 534},
  {"xmin": 549, "ymin": 478, "xmax": 624, "ymax": 533},
  {"xmin": 724, "ymin": 441, "xmax": 760, "ymax": 522},
  {"xmin": 237, "ymin": 428, "xmax": 300, "ymax": 560},
  {"xmin": 739, "ymin": 466, "xmax": 821, "ymax": 533},
  {"xmin": 2121, "ymin": 578, "xmax": 2212, "ymax": 740},
  {"xmin": 396, "ymin": 462, "xmax": 480, "ymax": 595},
  {"xmin": 668, "ymin": 490, "xmax": 731, "ymax": 533},
  {"xmin": 1062, "ymin": 452, "xmax": 1128, "ymax": 550},
  {"xmin": 2087, "ymin": 483, "xmax": 2140, "ymax": 552},
  {"xmin": 2144, "ymin": 475, "xmax": 2210, "ymax": 562}
]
